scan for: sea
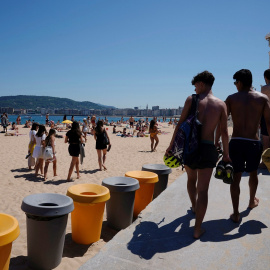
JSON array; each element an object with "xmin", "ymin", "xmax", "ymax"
[{"xmin": 6, "ymin": 115, "xmax": 170, "ymax": 125}]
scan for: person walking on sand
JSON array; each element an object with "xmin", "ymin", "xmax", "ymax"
[
  {"xmin": 259, "ymin": 69, "xmax": 270, "ymax": 168},
  {"xmin": 129, "ymin": 116, "xmax": 135, "ymax": 128},
  {"xmin": 166, "ymin": 71, "xmax": 231, "ymax": 239},
  {"xmin": 65, "ymin": 121, "xmax": 84, "ymax": 181},
  {"xmin": 149, "ymin": 120, "xmax": 159, "ymax": 152},
  {"xmin": 44, "ymin": 129, "xmax": 57, "ymax": 180},
  {"xmin": 222, "ymin": 69, "xmax": 270, "ymax": 223},
  {"xmin": 93, "ymin": 120, "xmax": 111, "ymax": 171},
  {"xmin": 82, "ymin": 118, "xmax": 88, "ymax": 142},
  {"xmin": 27, "ymin": 122, "xmax": 39, "ymax": 170},
  {"xmin": 33, "ymin": 125, "xmax": 47, "ymax": 176}
]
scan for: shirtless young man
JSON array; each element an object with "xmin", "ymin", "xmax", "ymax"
[
  {"xmin": 260, "ymin": 69, "xmax": 270, "ymax": 168},
  {"xmin": 225, "ymin": 69, "xmax": 270, "ymax": 223},
  {"xmin": 166, "ymin": 71, "xmax": 231, "ymax": 239},
  {"xmin": 129, "ymin": 116, "xmax": 135, "ymax": 128}
]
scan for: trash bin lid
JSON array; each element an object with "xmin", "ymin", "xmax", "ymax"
[
  {"xmin": 0, "ymin": 213, "xmax": 20, "ymax": 246},
  {"xmin": 102, "ymin": 177, "xmax": 140, "ymax": 193},
  {"xmin": 142, "ymin": 164, "xmax": 172, "ymax": 175},
  {"xmin": 21, "ymin": 193, "xmax": 74, "ymax": 217},
  {"xmin": 125, "ymin": 171, "xmax": 158, "ymax": 184},
  {"xmin": 67, "ymin": 184, "xmax": 110, "ymax": 204}
]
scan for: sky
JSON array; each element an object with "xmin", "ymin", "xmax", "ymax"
[{"xmin": 0, "ymin": 0, "xmax": 269, "ymax": 109}]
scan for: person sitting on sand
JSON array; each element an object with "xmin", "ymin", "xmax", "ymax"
[
  {"xmin": 11, "ymin": 122, "xmax": 19, "ymax": 134},
  {"xmin": 65, "ymin": 121, "xmax": 84, "ymax": 181},
  {"xmin": 217, "ymin": 69, "xmax": 270, "ymax": 223},
  {"xmin": 44, "ymin": 129, "xmax": 57, "ymax": 180},
  {"xmin": 93, "ymin": 120, "xmax": 111, "ymax": 171},
  {"xmin": 137, "ymin": 128, "xmax": 145, "ymax": 137},
  {"xmin": 166, "ymin": 71, "xmax": 231, "ymax": 239},
  {"xmin": 149, "ymin": 120, "xmax": 159, "ymax": 151}
]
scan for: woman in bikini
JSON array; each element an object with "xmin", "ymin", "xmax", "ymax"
[{"xmin": 149, "ymin": 119, "xmax": 159, "ymax": 152}]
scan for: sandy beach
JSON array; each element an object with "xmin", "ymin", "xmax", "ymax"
[{"xmin": 1, "ymin": 122, "xmax": 187, "ymax": 270}]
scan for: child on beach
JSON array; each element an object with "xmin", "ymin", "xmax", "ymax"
[
  {"xmin": 65, "ymin": 121, "xmax": 84, "ymax": 181},
  {"xmin": 82, "ymin": 118, "xmax": 89, "ymax": 142},
  {"xmin": 149, "ymin": 120, "xmax": 159, "ymax": 151},
  {"xmin": 32, "ymin": 125, "xmax": 47, "ymax": 176},
  {"xmin": 93, "ymin": 120, "xmax": 111, "ymax": 171},
  {"xmin": 44, "ymin": 129, "xmax": 57, "ymax": 180}
]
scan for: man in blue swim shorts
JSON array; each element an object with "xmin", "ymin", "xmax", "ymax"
[{"xmin": 225, "ymin": 69, "xmax": 270, "ymax": 223}]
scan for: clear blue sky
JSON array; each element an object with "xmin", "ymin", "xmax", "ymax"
[{"xmin": 0, "ymin": 0, "xmax": 269, "ymax": 109}]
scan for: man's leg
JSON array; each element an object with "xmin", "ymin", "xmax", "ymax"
[
  {"xmin": 185, "ymin": 165, "xmax": 197, "ymax": 213},
  {"xmin": 230, "ymin": 172, "xmax": 242, "ymax": 222},
  {"xmin": 248, "ymin": 170, "xmax": 259, "ymax": 209},
  {"xmin": 194, "ymin": 168, "xmax": 213, "ymax": 238}
]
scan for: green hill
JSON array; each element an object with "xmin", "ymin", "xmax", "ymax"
[{"xmin": 0, "ymin": 95, "xmax": 115, "ymax": 110}]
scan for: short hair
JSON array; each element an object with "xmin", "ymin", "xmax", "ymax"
[
  {"xmin": 264, "ymin": 69, "xmax": 270, "ymax": 80},
  {"xmin": 233, "ymin": 69, "xmax": 252, "ymax": 88},
  {"xmin": 191, "ymin": 71, "xmax": 215, "ymax": 87}
]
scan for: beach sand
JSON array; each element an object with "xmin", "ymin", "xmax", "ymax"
[
  {"xmin": 1, "ymin": 122, "xmax": 185, "ymax": 270},
  {"xmin": 1, "ymin": 123, "xmax": 233, "ymax": 269}
]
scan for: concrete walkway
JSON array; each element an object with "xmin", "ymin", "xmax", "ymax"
[{"xmin": 80, "ymin": 169, "xmax": 270, "ymax": 270}]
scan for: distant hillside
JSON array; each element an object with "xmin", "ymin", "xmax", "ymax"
[{"xmin": 0, "ymin": 95, "xmax": 115, "ymax": 110}]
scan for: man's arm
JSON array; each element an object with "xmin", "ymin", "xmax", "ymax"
[
  {"xmin": 263, "ymin": 96, "xmax": 270, "ymax": 136},
  {"xmin": 165, "ymin": 96, "xmax": 193, "ymax": 155},
  {"xmin": 220, "ymin": 101, "xmax": 231, "ymax": 163}
]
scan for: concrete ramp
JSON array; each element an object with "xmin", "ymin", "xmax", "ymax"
[{"xmin": 79, "ymin": 170, "xmax": 270, "ymax": 270}]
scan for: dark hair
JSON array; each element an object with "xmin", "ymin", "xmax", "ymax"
[
  {"xmin": 31, "ymin": 122, "xmax": 39, "ymax": 131},
  {"xmin": 233, "ymin": 69, "xmax": 252, "ymax": 88},
  {"xmin": 264, "ymin": 69, "xmax": 270, "ymax": 81},
  {"xmin": 71, "ymin": 121, "xmax": 82, "ymax": 137},
  {"xmin": 191, "ymin": 71, "xmax": 215, "ymax": 87},
  {"xmin": 36, "ymin": 125, "xmax": 46, "ymax": 137},
  {"xmin": 45, "ymin": 129, "xmax": 56, "ymax": 146},
  {"xmin": 95, "ymin": 120, "xmax": 104, "ymax": 134},
  {"xmin": 149, "ymin": 120, "xmax": 156, "ymax": 130}
]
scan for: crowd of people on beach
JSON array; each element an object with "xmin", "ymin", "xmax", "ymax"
[{"xmin": 165, "ymin": 68, "xmax": 270, "ymax": 239}]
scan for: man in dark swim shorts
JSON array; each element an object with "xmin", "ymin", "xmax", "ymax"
[
  {"xmin": 166, "ymin": 71, "xmax": 231, "ymax": 239},
  {"xmin": 225, "ymin": 69, "xmax": 270, "ymax": 223}
]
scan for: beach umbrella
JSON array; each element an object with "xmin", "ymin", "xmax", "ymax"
[{"xmin": 62, "ymin": 120, "xmax": 73, "ymax": 124}]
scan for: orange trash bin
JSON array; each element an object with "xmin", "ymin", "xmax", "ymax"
[
  {"xmin": 125, "ymin": 171, "xmax": 158, "ymax": 217},
  {"xmin": 0, "ymin": 213, "xmax": 20, "ymax": 270},
  {"xmin": 67, "ymin": 184, "xmax": 110, "ymax": 245}
]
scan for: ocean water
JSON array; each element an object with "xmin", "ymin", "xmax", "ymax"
[{"xmin": 6, "ymin": 115, "xmax": 170, "ymax": 125}]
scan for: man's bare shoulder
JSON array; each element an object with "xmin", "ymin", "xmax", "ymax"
[
  {"xmin": 208, "ymin": 95, "xmax": 226, "ymax": 107},
  {"xmin": 261, "ymin": 85, "xmax": 270, "ymax": 98}
]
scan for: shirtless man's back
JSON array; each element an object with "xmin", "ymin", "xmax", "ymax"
[
  {"xmin": 166, "ymin": 71, "xmax": 231, "ymax": 238},
  {"xmin": 226, "ymin": 69, "xmax": 270, "ymax": 223}
]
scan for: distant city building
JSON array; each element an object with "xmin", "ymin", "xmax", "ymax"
[{"xmin": 152, "ymin": 106, "xmax": 159, "ymax": 111}]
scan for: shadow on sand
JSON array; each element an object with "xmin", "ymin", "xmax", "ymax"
[{"xmin": 127, "ymin": 209, "xmax": 267, "ymax": 260}]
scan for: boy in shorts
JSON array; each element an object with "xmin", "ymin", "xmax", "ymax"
[
  {"xmin": 166, "ymin": 71, "xmax": 231, "ymax": 238},
  {"xmin": 225, "ymin": 69, "xmax": 270, "ymax": 222}
]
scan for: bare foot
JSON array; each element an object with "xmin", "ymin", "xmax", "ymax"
[
  {"xmin": 248, "ymin": 197, "xmax": 259, "ymax": 209},
  {"xmin": 102, "ymin": 165, "xmax": 107, "ymax": 171},
  {"xmin": 230, "ymin": 213, "xmax": 240, "ymax": 223},
  {"xmin": 67, "ymin": 178, "xmax": 73, "ymax": 182},
  {"xmin": 53, "ymin": 174, "xmax": 58, "ymax": 177},
  {"xmin": 193, "ymin": 228, "xmax": 205, "ymax": 239},
  {"xmin": 77, "ymin": 175, "xmax": 80, "ymax": 179},
  {"xmin": 191, "ymin": 206, "xmax": 196, "ymax": 214}
]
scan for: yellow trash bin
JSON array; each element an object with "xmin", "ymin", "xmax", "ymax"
[
  {"xmin": 262, "ymin": 148, "xmax": 270, "ymax": 172},
  {"xmin": 125, "ymin": 171, "xmax": 158, "ymax": 217},
  {"xmin": 67, "ymin": 184, "xmax": 110, "ymax": 245},
  {"xmin": 0, "ymin": 213, "xmax": 20, "ymax": 270}
]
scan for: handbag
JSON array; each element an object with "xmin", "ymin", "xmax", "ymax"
[{"xmin": 43, "ymin": 146, "xmax": 53, "ymax": 160}]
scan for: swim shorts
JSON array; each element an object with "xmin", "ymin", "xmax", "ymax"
[
  {"xmin": 185, "ymin": 142, "xmax": 218, "ymax": 170},
  {"xmin": 260, "ymin": 116, "xmax": 269, "ymax": 136},
  {"xmin": 229, "ymin": 138, "xmax": 263, "ymax": 173}
]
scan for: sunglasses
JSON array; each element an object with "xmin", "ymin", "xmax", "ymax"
[{"xmin": 234, "ymin": 81, "xmax": 239, "ymax": 85}]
